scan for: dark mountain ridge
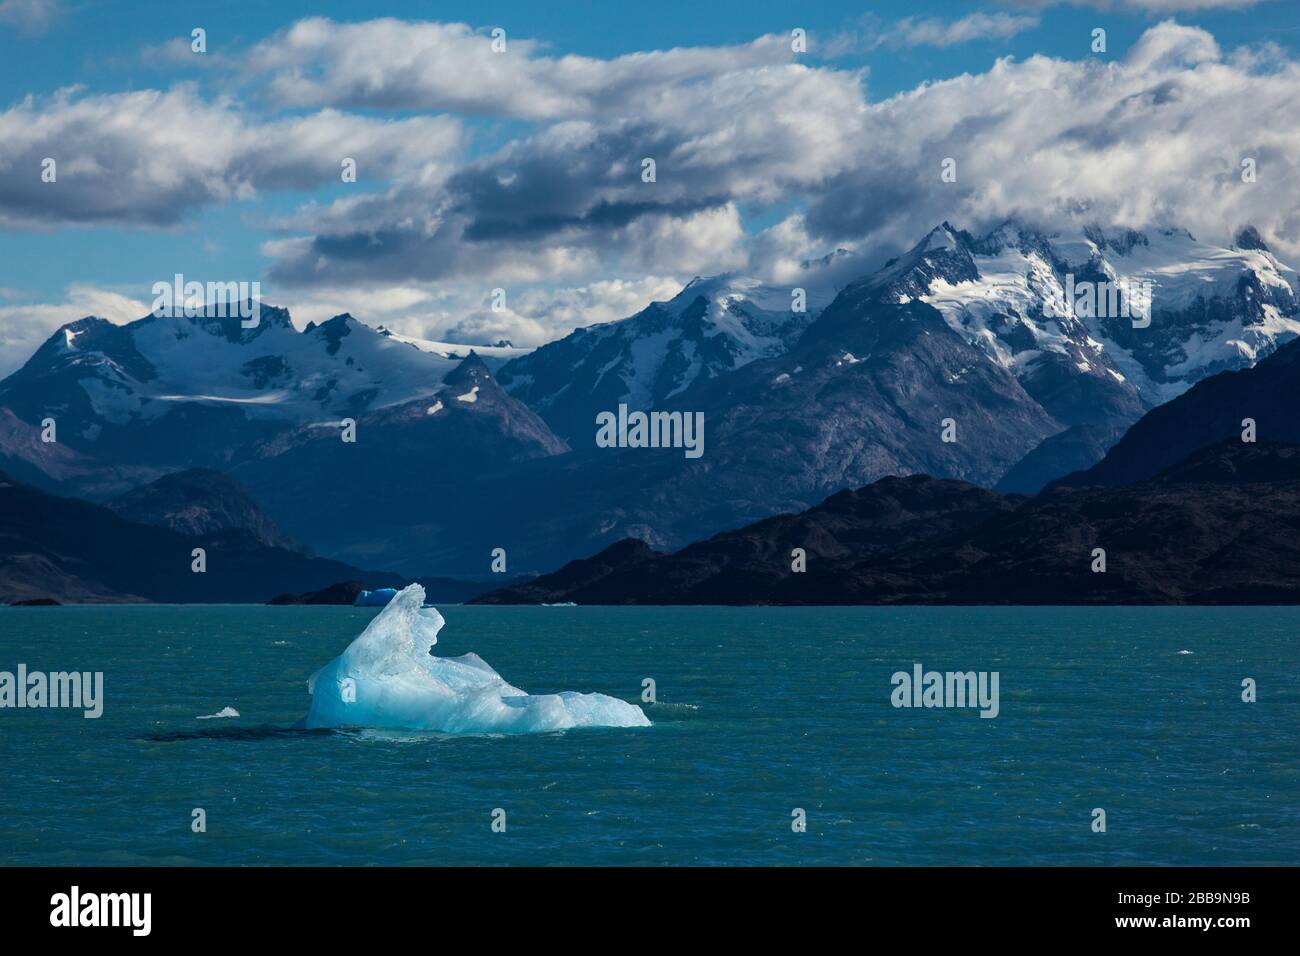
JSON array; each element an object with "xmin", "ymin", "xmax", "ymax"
[
  {"xmin": 107, "ymin": 467, "xmax": 298, "ymax": 550},
  {"xmin": 0, "ymin": 471, "xmax": 402, "ymax": 604},
  {"xmin": 1051, "ymin": 337, "xmax": 1300, "ymax": 489},
  {"xmin": 473, "ymin": 442, "xmax": 1300, "ymax": 606}
]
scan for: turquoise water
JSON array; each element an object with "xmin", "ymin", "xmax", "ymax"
[{"xmin": 1, "ymin": 605, "xmax": 1297, "ymax": 866}]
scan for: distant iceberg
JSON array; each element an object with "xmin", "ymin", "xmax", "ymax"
[
  {"xmin": 300, "ymin": 584, "xmax": 649, "ymax": 733},
  {"xmin": 354, "ymin": 587, "xmax": 399, "ymax": 607},
  {"xmin": 197, "ymin": 706, "xmax": 240, "ymax": 720}
]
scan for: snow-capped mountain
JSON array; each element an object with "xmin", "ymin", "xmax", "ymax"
[
  {"xmin": 498, "ymin": 218, "xmax": 1297, "ymax": 458},
  {"xmin": 892, "ymin": 221, "xmax": 1299, "ymax": 420},
  {"xmin": 496, "ymin": 274, "xmax": 829, "ymax": 442},
  {"xmin": 0, "ymin": 305, "xmax": 532, "ymax": 474},
  {"xmin": 373, "ymin": 327, "xmax": 529, "ymax": 366},
  {"xmin": 3, "ymin": 218, "xmax": 1295, "ymax": 576},
  {"xmin": 444, "ymin": 219, "xmax": 1300, "ymax": 571}
]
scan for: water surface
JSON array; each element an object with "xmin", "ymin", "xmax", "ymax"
[{"xmin": 1, "ymin": 605, "xmax": 1296, "ymax": 865}]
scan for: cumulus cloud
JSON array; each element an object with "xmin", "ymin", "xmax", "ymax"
[
  {"xmin": 0, "ymin": 87, "xmax": 461, "ymax": 227},
  {"xmin": 243, "ymin": 18, "xmax": 795, "ymax": 118},
  {"xmin": 259, "ymin": 275, "xmax": 685, "ymax": 350},
  {"xmin": 263, "ymin": 17, "xmax": 1300, "ymax": 292},
  {"xmin": 4, "ymin": 14, "xmax": 1300, "ymax": 359},
  {"xmin": 264, "ymin": 63, "xmax": 865, "ymax": 286},
  {"xmin": 0, "ymin": 285, "xmax": 148, "ymax": 377},
  {"xmin": 800, "ymin": 20, "xmax": 1300, "ymax": 262},
  {"xmin": 437, "ymin": 277, "xmax": 687, "ymax": 347}
]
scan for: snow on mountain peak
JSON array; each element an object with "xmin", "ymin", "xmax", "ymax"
[
  {"xmin": 907, "ymin": 220, "xmax": 1300, "ymax": 408},
  {"xmin": 0, "ymin": 306, "xmax": 525, "ymax": 434},
  {"xmin": 495, "ymin": 272, "xmax": 828, "ymax": 442}
]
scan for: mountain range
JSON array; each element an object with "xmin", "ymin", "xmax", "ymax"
[{"xmin": 2, "ymin": 218, "xmax": 1296, "ymax": 591}]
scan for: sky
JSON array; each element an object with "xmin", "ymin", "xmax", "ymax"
[{"xmin": 1, "ymin": 0, "xmax": 1298, "ymax": 373}]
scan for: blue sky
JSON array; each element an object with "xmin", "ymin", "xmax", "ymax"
[{"xmin": 1, "ymin": 0, "xmax": 1297, "ymax": 369}]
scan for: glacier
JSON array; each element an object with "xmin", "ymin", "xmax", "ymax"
[{"xmin": 299, "ymin": 584, "xmax": 650, "ymax": 733}]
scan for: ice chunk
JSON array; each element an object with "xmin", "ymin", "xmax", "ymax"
[
  {"xmin": 301, "ymin": 584, "xmax": 650, "ymax": 733},
  {"xmin": 196, "ymin": 706, "xmax": 240, "ymax": 719}
]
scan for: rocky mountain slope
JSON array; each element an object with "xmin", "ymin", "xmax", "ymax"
[
  {"xmin": 496, "ymin": 274, "xmax": 828, "ymax": 443},
  {"xmin": 915, "ymin": 221, "xmax": 1298, "ymax": 415},
  {"xmin": 229, "ymin": 352, "xmax": 570, "ymax": 570},
  {"xmin": 472, "ymin": 476, "xmax": 1022, "ymax": 605},
  {"xmin": 473, "ymin": 443, "xmax": 1300, "ymax": 606},
  {"xmin": 107, "ymin": 467, "xmax": 298, "ymax": 550},
  {"xmin": 1052, "ymin": 336, "xmax": 1300, "ymax": 489},
  {"xmin": 0, "ymin": 471, "xmax": 401, "ymax": 604}
]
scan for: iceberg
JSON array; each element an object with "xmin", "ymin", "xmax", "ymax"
[
  {"xmin": 300, "ymin": 584, "xmax": 650, "ymax": 733},
  {"xmin": 196, "ymin": 706, "xmax": 240, "ymax": 720}
]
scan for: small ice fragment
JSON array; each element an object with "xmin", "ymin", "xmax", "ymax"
[{"xmin": 197, "ymin": 707, "xmax": 240, "ymax": 719}]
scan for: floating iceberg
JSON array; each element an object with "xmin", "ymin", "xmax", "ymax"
[
  {"xmin": 300, "ymin": 584, "xmax": 650, "ymax": 733},
  {"xmin": 196, "ymin": 706, "xmax": 240, "ymax": 720}
]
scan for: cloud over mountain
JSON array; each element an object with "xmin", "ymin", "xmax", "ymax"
[
  {"xmin": 253, "ymin": 18, "xmax": 1300, "ymax": 297},
  {"xmin": 2, "ymin": 14, "xmax": 1299, "ymax": 352}
]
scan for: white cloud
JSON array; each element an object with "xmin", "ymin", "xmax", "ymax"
[
  {"xmin": 0, "ymin": 87, "xmax": 461, "ymax": 227},
  {"xmin": 0, "ymin": 285, "xmax": 148, "ymax": 377},
  {"xmin": 258, "ymin": 275, "xmax": 684, "ymax": 350},
  {"xmin": 264, "ymin": 17, "xmax": 1300, "ymax": 293},
  {"xmin": 882, "ymin": 14, "xmax": 1040, "ymax": 48},
  {"xmin": 438, "ymin": 277, "xmax": 687, "ymax": 347},
  {"xmin": 245, "ymin": 17, "xmax": 795, "ymax": 118},
  {"xmin": 4, "ymin": 15, "xmax": 1300, "ymax": 361},
  {"xmin": 801, "ymin": 20, "xmax": 1300, "ymax": 262},
  {"xmin": 264, "ymin": 63, "xmax": 866, "ymax": 286}
]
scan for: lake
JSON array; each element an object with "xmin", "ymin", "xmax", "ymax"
[{"xmin": 1, "ymin": 604, "xmax": 1296, "ymax": 865}]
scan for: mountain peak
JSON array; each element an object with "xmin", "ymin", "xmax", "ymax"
[
  {"xmin": 866, "ymin": 221, "xmax": 980, "ymax": 299},
  {"xmin": 670, "ymin": 273, "xmax": 746, "ymax": 305},
  {"xmin": 444, "ymin": 350, "xmax": 492, "ymax": 387},
  {"xmin": 42, "ymin": 314, "xmax": 112, "ymax": 345},
  {"xmin": 922, "ymin": 221, "xmax": 963, "ymax": 250},
  {"xmin": 310, "ymin": 312, "xmax": 363, "ymax": 354},
  {"xmin": 800, "ymin": 248, "xmax": 852, "ymax": 271},
  {"xmin": 1234, "ymin": 225, "xmax": 1269, "ymax": 252}
]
